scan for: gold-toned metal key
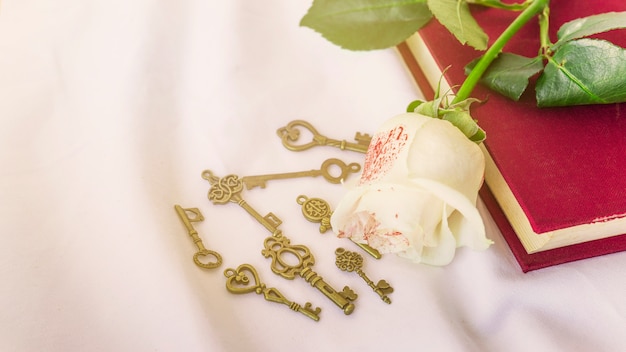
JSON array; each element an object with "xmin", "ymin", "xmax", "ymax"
[
  {"xmin": 202, "ymin": 170, "xmax": 357, "ymax": 315},
  {"xmin": 240, "ymin": 158, "xmax": 360, "ymax": 190},
  {"xmin": 296, "ymin": 195, "xmax": 332, "ymax": 233},
  {"xmin": 277, "ymin": 120, "xmax": 371, "ymax": 153},
  {"xmin": 296, "ymin": 195, "xmax": 382, "ymax": 260},
  {"xmin": 174, "ymin": 205, "xmax": 223, "ymax": 269},
  {"xmin": 224, "ymin": 263, "xmax": 321, "ymax": 322},
  {"xmin": 335, "ymin": 248, "xmax": 393, "ymax": 304}
]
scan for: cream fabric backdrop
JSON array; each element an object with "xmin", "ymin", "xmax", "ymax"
[{"xmin": 1, "ymin": 1, "xmax": 625, "ymax": 351}]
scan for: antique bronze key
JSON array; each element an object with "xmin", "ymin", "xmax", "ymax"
[
  {"xmin": 277, "ymin": 120, "xmax": 371, "ymax": 153},
  {"xmin": 224, "ymin": 263, "xmax": 322, "ymax": 321},
  {"xmin": 240, "ymin": 158, "xmax": 360, "ymax": 190},
  {"xmin": 335, "ymin": 248, "xmax": 393, "ymax": 304},
  {"xmin": 202, "ymin": 170, "xmax": 357, "ymax": 315},
  {"xmin": 296, "ymin": 195, "xmax": 333, "ymax": 233},
  {"xmin": 174, "ymin": 205, "xmax": 223, "ymax": 269}
]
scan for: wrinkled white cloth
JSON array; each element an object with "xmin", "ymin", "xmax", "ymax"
[{"xmin": 1, "ymin": 1, "xmax": 626, "ymax": 352}]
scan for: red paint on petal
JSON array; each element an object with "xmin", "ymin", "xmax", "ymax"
[{"xmin": 360, "ymin": 124, "xmax": 409, "ymax": 185}]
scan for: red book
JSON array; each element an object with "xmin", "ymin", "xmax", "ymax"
[{"xmin": 397, "ymin": 0, "xmax": 626, "ymax": 272}]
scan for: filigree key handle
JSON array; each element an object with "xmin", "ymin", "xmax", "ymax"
[
  {"xmin": 202, "ymin": 170, "xmax": 357, "ymax": 315},
  {"xmin": 174, "ymin": 205, "xmax": 223, "ymax": 269},
  {"xmin": 297, "ymin": 195, "xmax": 382, "ymax": 260},
  {"xmin": 297, "ymin": 195, "xmax": 333, "ymax": 233},
  {"xmin": 224, "ymin": 263, "xmax": 321, "ymax": 321},
  {"xmin": 335, "ymin": 248, "xmax": 393, "ymax": 304},
  {"xmin": 277, "ymin": 120, "xmax": 371, "ymax": 153}
]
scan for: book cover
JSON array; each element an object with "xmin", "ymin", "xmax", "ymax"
[{"xmin": 398, "ymin": 0, "xmax": 626, "ymax": 272}]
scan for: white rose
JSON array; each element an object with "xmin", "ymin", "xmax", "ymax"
[{"xmin": 331, "ymin": 112, "xmax": 493, "ymax": 265}]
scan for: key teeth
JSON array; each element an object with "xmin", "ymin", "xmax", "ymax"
[
  {"xmin": 375, "ymin": 279, "xmax": 394, "ymax": 303},
  {"xmin": 304, "ymin": 302, "xmax": 322, "ymax": 316},
  {"xmin": 337, "ymin": 286, "xmax": 358, "ymax": 315},
  {"xmin": 376, "ymin": 279, "xmax": 394, "ymax": 295},
  {"xmin": 355, "ymin": 132, "xmax": 372, "ymax": 145},
  {"xmin": 244, "ymin": 182, "xmax": 266, "ymax": 190},
  {"xmin": 339, "ymin": 286, "xmax": 358, "ymax": 302},
  {"xmin": 294, "ymin": 302, "xmax": 321, "ymax": 321}
]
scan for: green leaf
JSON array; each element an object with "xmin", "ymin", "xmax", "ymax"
[
  {"xmin": 552, "ymin": 11, "xmax": 626, "ymax": 51},
  {"xmin": 536, "ymin": 38, "xmax": 626, "ymax": 107},
  {"xmin": 426, "ymin": 0, "xmax": 488, "ymax": 50},
  {"xmin": 465, "ymin": 53, "xmax": 544, "ymax": 100},
  {"xmin": 300, "ymin": 0, "xmax": 432, "ymax": 51}
]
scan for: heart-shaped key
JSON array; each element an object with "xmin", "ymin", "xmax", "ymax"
[
  {"xmin": 277, "ymin": 120, "xmax": 371, "ymax": 153},
  {"xmin": 224, "ymin": 263, "xmax": 262, "ymax": 294},
  {"xmin": 224, "ymin": 263, "xmax": 322, "ymax": 321}
]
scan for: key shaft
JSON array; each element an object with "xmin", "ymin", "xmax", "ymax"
[
  {"xmin": 242, "ymin": 169, "xmax": 323, "ymax": 189},
  {"xmin": 240, "ymin": 158, "xmax": 360, "ymax": 190}
]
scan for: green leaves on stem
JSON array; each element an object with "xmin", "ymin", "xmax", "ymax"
[
  {"xmin": 467, "ymin": 11, "xmax": 626, "ymax": 106},
  {"xmin": 452, "ymin": 0, "xmax": 548, "ymax": 104},
  {"xmin": 301, "ymin": 1, "xmax": 626, "ymax": 108}
]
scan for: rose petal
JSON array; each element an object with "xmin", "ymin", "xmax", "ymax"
[
  {"xmin": 400, "ymin": 204, "xmax": 457, "ymax": 265},
  {"xmin": 333, "ymin": 183, "xmax": 442, "ymax": 248},
  {"xmin": 408, "ymin": 177, "xmax": 488, "ymax": 243}
]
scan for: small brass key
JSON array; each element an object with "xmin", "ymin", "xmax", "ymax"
[
  {"xmin": 277, "ymin": 120, "xmax": 371, "ymax": 153},
  {"xmin": 202, "ymin": 170, "xmax": 358, "ymax": 315},
  {"xmin": 224, "ymin": 263, "xmax": 322, "ymax": 321},
  {"xmin": 335, "ymin": 248, "xmax": 393, "ymax": 304},
  {"xmin": 174, "ymin": 205, "xmax": 223, "ymax": 269},
  {"xmin": 240, "ymin": 158, "xmax": 360, "ymax": 190}
]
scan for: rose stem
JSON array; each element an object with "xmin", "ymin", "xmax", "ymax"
[{"xmin": 451, "ymin": 0, "xmax": 550, "ymax": 104}]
